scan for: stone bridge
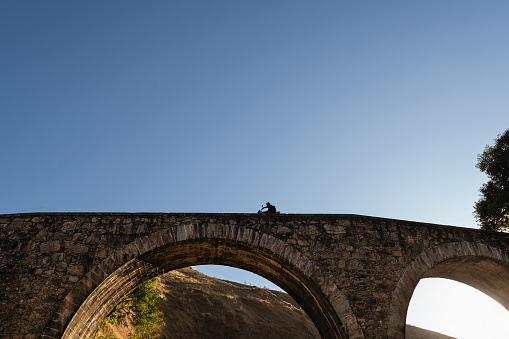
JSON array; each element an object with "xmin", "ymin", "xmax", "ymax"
[{"xmin": 1, "ymin": 213, "xmax": 509, "ymax": 339}]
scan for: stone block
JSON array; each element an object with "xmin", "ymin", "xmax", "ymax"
[
  {"xmin": 62, "ymin": 221, "xmax": 76, "ymax": 232},
  {"xmin": 40, "ymin": 241, "xmax": 60, "ymax": 253}
]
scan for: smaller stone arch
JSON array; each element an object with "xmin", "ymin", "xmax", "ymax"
[
  {"xmin": 43, "ymin": 223, "xmax": 364, "ymax": 339},
  {"xmin": 387, "ymin": 241, "xmax": 509, "ymax": 338}
]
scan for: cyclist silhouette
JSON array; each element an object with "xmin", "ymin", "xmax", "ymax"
[{"xmin": 259, "ymin": 202, "xmax": 277, "ymax": 213}]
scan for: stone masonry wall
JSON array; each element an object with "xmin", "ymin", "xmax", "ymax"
[{"xmin": 1, "ymin": 213, "xmax": 509, "ymax": 339}]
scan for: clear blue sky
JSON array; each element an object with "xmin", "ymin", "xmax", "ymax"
[{"xmin": 2, "ymin": 1, "xmax": 509, "ymax": 337}]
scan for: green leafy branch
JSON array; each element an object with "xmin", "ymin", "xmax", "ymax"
[{"xmin": 93, "ymin": 279, "xmax": 165, "ymax": 339}]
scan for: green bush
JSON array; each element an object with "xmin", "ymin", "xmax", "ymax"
[{"xmin": 93, "ymin": 279, "xmax": 165, "ymax": 339}]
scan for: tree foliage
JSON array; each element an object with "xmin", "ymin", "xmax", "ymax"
[
  {"xmin": 93, "ymin": 279, "xmax": 165, "ymax": 339},
  {"xmin": 474, "ymin": 128, "xmax": 509, "ymax": 232}
]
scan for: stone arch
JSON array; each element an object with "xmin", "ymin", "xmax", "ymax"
[
  {"xmin": 387, "ymin": 241, "xmax": 509, "ymax": 338},
  {"xmin": 43, "ymin": 223, "xmax": 363, "ymax": 339}
]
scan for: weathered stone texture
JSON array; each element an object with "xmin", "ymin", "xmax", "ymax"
[{"xmin": 1, "ymin": 213, "xmax": 509, "ymax": 339}]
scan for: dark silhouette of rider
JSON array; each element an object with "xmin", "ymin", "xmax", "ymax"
[{"xmin": 261, "ymin": 202, "xmax": 277, "ymax": 213}]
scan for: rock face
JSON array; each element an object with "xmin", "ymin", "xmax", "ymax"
[
  {"xmin": 156, "ymin": 268, "xmax": 319, "ymax": 339},
  {"xmin": 1, "ymin": 213, "xmax": 509, "ymax": 339},
  {"xmin": 405, "ymin": 325, "xmax": 456, "ymax": 339},
  {"xmin": 99, "ymin": 268, "xmax": 454, "ymax": 339}
]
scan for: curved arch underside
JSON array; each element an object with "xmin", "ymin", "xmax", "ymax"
[
  {"xmin": 423, "ymin": 255, "xmax": 509, "ymax": 310},
  {"xmin": 388, "ymin": 242, "xmax": 509, "ymax": 339},
  {"xmin": 55, "ymin": 225, "xmax": 362, "ymax": 339}
]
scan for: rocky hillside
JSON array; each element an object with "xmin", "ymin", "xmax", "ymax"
[
  {"xmin": 406, "ymin": 325, "xmax": 456, "ymax": 339},
  {"xmin": 100, "ymin": 268, "xmax": 455, "ymax": 339}
]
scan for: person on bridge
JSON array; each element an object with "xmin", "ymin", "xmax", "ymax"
[{"xmin": 260, "ymin": 202, "xmax": 277, "ymax": 213}]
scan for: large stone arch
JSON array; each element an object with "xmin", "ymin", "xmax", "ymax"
[
  {"xmin": 42, "ymin": 223, "xmax": 363, "ymax": 339},
  {"xmin": 387, "ymin": 241, "xmax": 509, "ymax": 338}
]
